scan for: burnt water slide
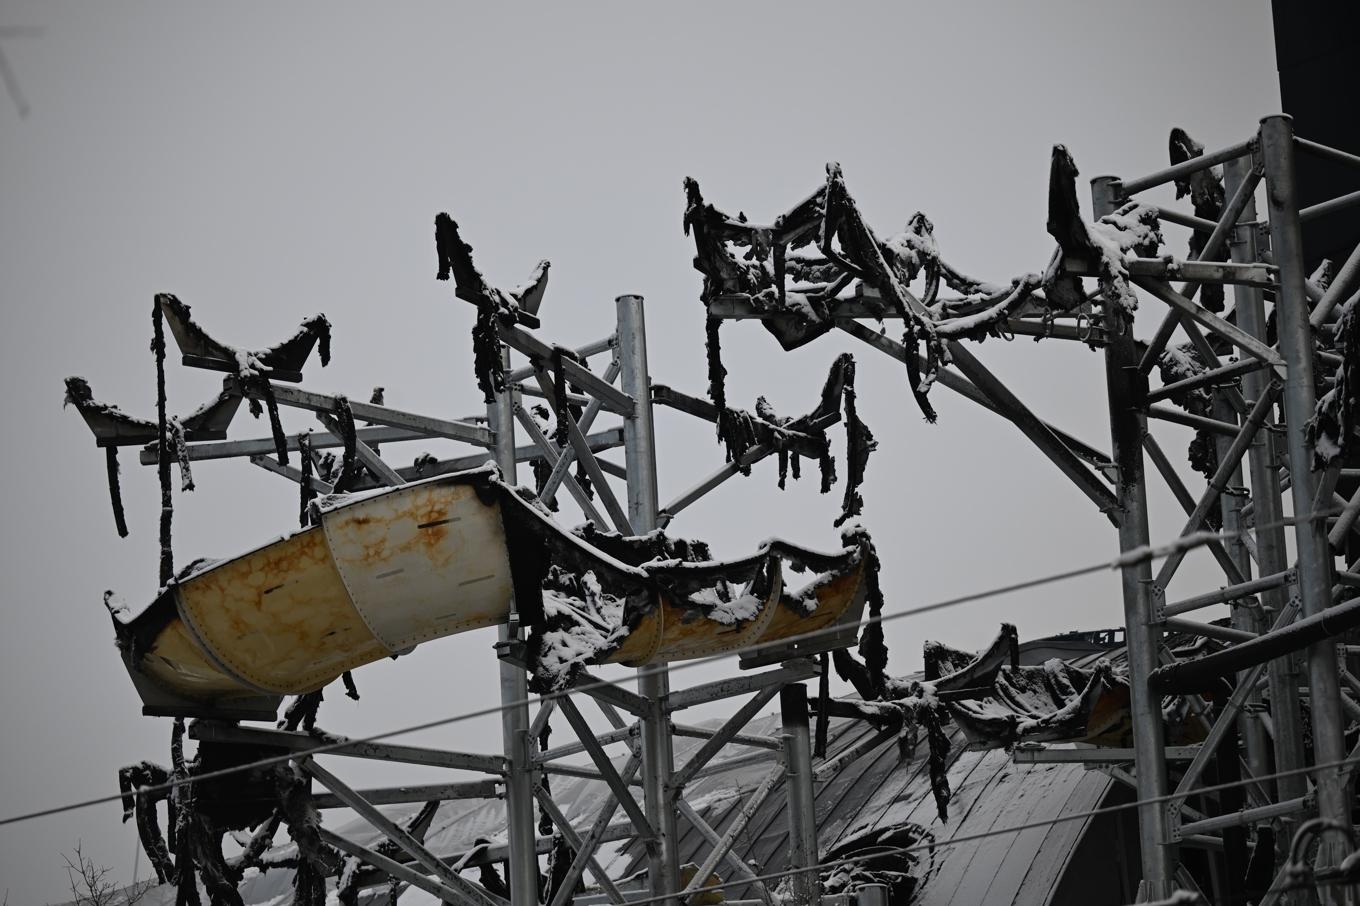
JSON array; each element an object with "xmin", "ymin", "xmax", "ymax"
[{"xmin": 109, "ymin": 466, "xmax": 871, "ymax": 720}]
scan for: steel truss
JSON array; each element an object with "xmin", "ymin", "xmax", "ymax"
[
  {"xmin": 72, "ymin": 113, "xmax": 1360, "ymax": 906},
  {"xmin": 700, "ymin": 115, "xmax": 1360, "ymax": 905},
  {"xmin": 90, "ymin": 275, "xmax": 856, "ymax": 906}
]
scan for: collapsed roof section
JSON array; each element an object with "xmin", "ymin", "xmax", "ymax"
[{"xmin": 109, "ymin": 466, "xmax": 871, "ymax": 720}]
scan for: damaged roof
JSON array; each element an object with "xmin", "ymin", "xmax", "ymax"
[{"xmin": 172, "ymin": 636, "xmax": 1136, "ymax": 906}]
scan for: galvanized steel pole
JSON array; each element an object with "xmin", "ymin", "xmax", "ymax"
[
  {"xmin": 1259, "ymin": 115, "xmax": 1353, "ymax": 890},
  {"xmin": 780, "ymin": 683, "xmax": 820, "ymax": 906},
  {"xmin": 1224, "ymin": 152, "xmax": 1309, "ymax": 810},
  {"xmin": 490, "ymin": 349, "xmax": 541, "ymax": 906},
  {"xmin": 1213, "ymin": 155, "xmax": 1271, "ymax": 788},
  {"xmin": 1212, "ymin": 384, "xmax": 1271, "ymax": 779},
  {"xmin": 1092, "ymin": 175, "xmax": 1176, "ymax": 899},
  {"xmin": 616, "ymin": 294, "xmax": 681, "ymax": 906}
]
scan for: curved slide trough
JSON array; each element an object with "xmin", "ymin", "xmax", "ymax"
[{"xmin": 111, "ymin": 467, "xmax": 870, "ymax": 720}]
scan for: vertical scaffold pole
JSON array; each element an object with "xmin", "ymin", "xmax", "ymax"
[
  {"xmin": 491, "ymin": 349, "xmax": 540, "ymax": 906},
  {"xmin": 1259, "ymin": 114, "xmax": 1353, "ymax": 890},
  {"xmin": 1092, "ymin": 175, "xmax": 1176, "ymax": 899},
  {"xmin": 1224, "ymin": 152, "xmax": 1309, "ymax": 813},
  {"xmin": 616, "ymin": 294, "xmax": 681, "ymax": 906},
  {"xmin": 780, "ymin": 683, "xmax": 820, "ymax": 906}
]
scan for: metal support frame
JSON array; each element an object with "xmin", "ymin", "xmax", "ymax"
[
  {"xmin": 833, "ymin": 320, "xmax": 1118, "ymax": 514},
  {"xmin": 670, "ymin": 685, "xmax": 782, "ymax": 791},
  {"xmin": 682, "ymin": 124, "xmax": 1360, "ymax": 900},
  {"xmin": 301, "ymin": 758, "xmax": 509, "ymax": 906},
  {"xmin": 533, "ymin": 786, "xmax": 628, "ymax": 904},
  {"xmin": 235, "ymin": 377, "xmax": 494, "ymax": 447},
  {"xmin": 675, "ymin": 798, "xmax": 777, "ymax": 906},
  {"xmin": 84, "ymin": 111, "xmax": 1360, "ymax": 906},
  {"xmin": 678, "ymin": 763, "xmax": 785, "ymax": 903},
  {"xmin": 309, "ymin": 779, "xmax": 499, "ymax": 810},
  {"xmin": 547, "ymin": 751, "xmax": 644, "ymax": 906},
  {"xmin": 1092, "ymin": 174, "xmax": 1176, "ymax": 899},
  {"xmin": 780, "ymin": 683, "xmax": 820, "ymax": 906},
  {"xmin": 1224, "ymin": 151, "xmax": 1311, "ymax": 817},
  {"xmin": 615, "ymin": 294, "xmax": 683, "ymax": 906},
  {"xmin": 1260, "ymin": 116, "xmax": 1354, "ymax": 895},
  {"xmin": 488, "ymin": 347, "xmax": 542, "ymax": 906},
  {"xmin": 320, "ymin": 826, "xmax": 483, "ymax": 906},
  {"xmin": 188, "ymin": 721, "xmax": 505, "ymax": 773}
]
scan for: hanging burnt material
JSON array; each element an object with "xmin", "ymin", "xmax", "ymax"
[
  {"xmin": 821, "ymin": 523, "xmax": 889, "ymax": 698},
  {"xmin": 832, "ymin": 624, "xmax": 1025, "ymax": 822},
  {"xmin": 168, "ymin": 418, "xmax": 194, "ymax": 492},
  {"xmin": 152, "ymin": 300, "xmax": 175, "ymax": 587},
  {"xmin": 854, "ymin": 532, "xmax": 888, "ymax": 697},
  {"xmin": 434, "ymin": 213, "xmax": 545, "ymax": 403},
  {"xmin": 814, "ymin": 652, "xmax": 831, "ymax": 758},
  {"xmin": 715, "ymin": 405, "xmax": 763, "ymax": 476},
  {"xmin": 705, "ymin": 316, "xmax": 727, "ymax": 421},
  {"xmin": 705, "ymin": 353, "xmax": 874, "ymax": 526},
  {"xmin": 167, "ymin": 720, "xmax": 247, "ymax": 906},
  {"xmin": 105, "ymin": 446, "xmax": 129, "ymax": 538},
  {"xmin": 297, "ymin": 432, "xmax": 316, "ymax": 527},
  {"xmin": 529, "ymin": 405, "xmax": 558, "ymax": 508},
  {"xmin": 259, "ymin": 382, "xmax": 288, "ymax": 467},
  {"xmin": 683, "ymin": 178, "xmax": 768, "ymax": 420},
  {"xmin": 574, "ymin": 454, "xmax": 592, "ymax": 499},
  {"xmin": 278, "ymin": 689, "xmax": 324, "ymax": 732},
  {"xmin": 63, "ymin": 378, "xmax": 134, "ymax": 537},
  {"xmin": 154, "ymin": 295, "xmax": 332, "ymax": 468},
  {"xmin": 1169, "ymin": 128, "xmax": 1228, "ymax": 313},
  {"xmin": 271, "ymin": 763, "xmax": 338, "ymax": 906},
  {"xmin": 1154, "ymin": 342, "xmax": 1220, "ymax": 483},
  {"xmin": 65, "ymin": 375, "xmax": 242, "ymax": 544},
  {"xmin": 330, "ymin": 396, "xmax": 361, "ymax": 493},
  {"xmin": 366, "ymin": 386, "xmax": 384, "ymax": 456},
  {"xmin": 118, "ymin": 761, "xmax": 176, "ymax": 884},
  {"xmin": 1046, "ymin": 146, "xmax": 1163, "ymax": 324},
  {"xmin": 687, "ymin": 162, "xmax": 1076, "ymax": 432},
  {"xmin": 542, "ymin": 351, "xmax": 594, "ymax": 500},
  {"xmin": 1312, "ymin": 293, "xmax": 1360, "ymax": 468},
  {"xmin": 919, "ymin": 706, "xmax": 952, "ymax": 821},
  {"xmin": 550, "ymin": 348, "xmax": 572, "ymax": 447},
  {"xmin": 231, "ymin": 812, "xmax": 285, "ymax": 880},
  {"xmin": 821, "ymin": 164, "xmax": 940, "ymax": 424},
  {"xmin": 469, "ymin": 837, "xmax": 512, "ymax": 900},
  {"xmin": 837, "ymin": 358, "xmax": 875, "ymax": 527},
  {"xmin": 542, "ymin": 834, "xmax": 580, "ymax": 905},
  {"xmin": 1042, "ymin": 150, "xmax": 1093, "ymax": 313},
  {"xmin": 537, "ymin": 719, "xmax": 554, "ymax": 837}
]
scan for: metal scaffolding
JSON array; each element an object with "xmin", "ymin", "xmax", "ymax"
[
  {"xmin": 65, "ymin": 112, "xmax": 1360, "ymax": 906},
  {"xmin": 690, "ymin": 113, "xmax": 1360, "ymax": 904}
]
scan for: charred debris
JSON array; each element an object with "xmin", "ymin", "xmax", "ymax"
[{"xmin": 60, "ymin": 119, "xmax": 1360, "ymax": 906}]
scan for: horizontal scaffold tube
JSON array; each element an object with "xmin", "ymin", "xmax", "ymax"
[{"xmin": 1150, "ymin": 595, "xmax": 1360, "ymax": 693}]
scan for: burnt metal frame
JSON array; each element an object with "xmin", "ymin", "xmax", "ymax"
[
  {"xmin": 700, "ymin": 115, "xmax": 1360, "ymax": 903},
  {"xmin": 109, "ymin": 281, "xmax": 835, "ymax": 906},
  {"xmin": 79, "ymin": 114, "xmax": 1360, "ymax": 906}
]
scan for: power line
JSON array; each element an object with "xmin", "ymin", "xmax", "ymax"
[{"xmin": 0, "ymin": 509, "xmax": 1337, "ymax": 829}]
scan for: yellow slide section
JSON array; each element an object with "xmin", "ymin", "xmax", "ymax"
[{"xmin": 112, "ymin": 468, "xmax": 868, "ymax": 720}]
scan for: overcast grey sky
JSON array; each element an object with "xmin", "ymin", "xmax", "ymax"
[{"xmin": 0, "ymin": 3, "xmax": 1279, "ymax": 902}]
